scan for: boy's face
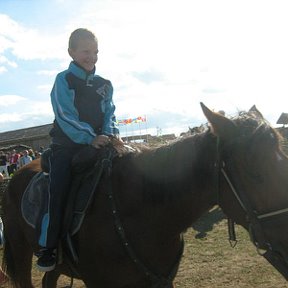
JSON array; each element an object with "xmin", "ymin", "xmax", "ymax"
[{"xmin": 68, "ymin": 38, "xmax": 98, "ymax": 72}]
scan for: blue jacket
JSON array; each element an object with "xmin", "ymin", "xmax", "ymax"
[{"xmin": 50, "ymin": 62, "xmax": 119, "ymax": 146}]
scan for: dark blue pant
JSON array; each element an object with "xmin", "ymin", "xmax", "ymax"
[{"xmin": 38, "ymin": 144, "xmax": 82, "ymax": 249}]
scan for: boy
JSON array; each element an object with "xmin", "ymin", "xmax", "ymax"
[{"xmin": 36, "ymin": 28, "xmax": 120, "ymax": 271}]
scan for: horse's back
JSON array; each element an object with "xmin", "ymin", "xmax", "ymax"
[{"xmin": 4, "ymin": 159, "xmax": 41, "ymax": 207}]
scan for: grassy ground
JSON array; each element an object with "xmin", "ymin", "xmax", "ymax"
[
  {"xmin": 1, "ymin": 207, "xmax": 288, "ymax": 287},
  {"xmin": 175, "ymin": 207, "xmax": 288, "ymax": 288}
]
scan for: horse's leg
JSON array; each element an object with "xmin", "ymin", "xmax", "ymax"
[{"xmin": 41, "ymin": 271, "xmax": 61, "ymax": 288}]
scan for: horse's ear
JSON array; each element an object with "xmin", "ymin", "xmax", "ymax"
[
  {"xmin": 249, "ymin": 104, "xmax": 264, "ymax": 119},
  {"xmin": 200, "ymin": 102, "xmax": 236, "ymax": 139}
]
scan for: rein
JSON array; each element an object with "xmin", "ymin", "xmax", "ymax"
[
  {"xmin": 103, "ymin": 151, "xmax": 184, "ymax": 288},
  {"xmin": 221, "ymin": 168, "xmax": 288, "ymax": 221},
  {"xmin": 216, "ymin": 139, "xmax": 288, "ymax": 280}
]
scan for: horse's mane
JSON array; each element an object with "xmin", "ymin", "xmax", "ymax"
[
  {"xmin": 231, "ymin": 110, "xmax": 282, "ymax": 152},
  {"xmin": 115, "ymin": 109, "xmax": 283, "ymax": 206},
  {"xmin": 115, "ymin": 130, "xmax": 216, "ymax": 205}
]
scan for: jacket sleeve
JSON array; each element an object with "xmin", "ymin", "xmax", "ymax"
[
  {"xmin": 101, "ymin": 82, "xmax": 120, "ymax": 136},
  {"xmin": 50, "ymin": 73, "xmax": 96, "ymax": 144}
]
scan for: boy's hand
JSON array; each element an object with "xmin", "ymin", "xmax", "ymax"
[{"xmin": 92, "ymin": 135, "xmax": 110, "ymax": 149}]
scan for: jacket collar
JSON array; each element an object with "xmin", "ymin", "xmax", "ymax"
[{"xmin": 69, "ymin": 61, "xmax": 95, "ymax": 82}]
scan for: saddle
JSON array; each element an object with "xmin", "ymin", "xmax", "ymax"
[
  {"xmin": 21, "ymin": 145, "xmax": 117, "ymax": 237},
  {"xmin": 21, "ymin": 140, "xmax": 137, "ymax": 266}
]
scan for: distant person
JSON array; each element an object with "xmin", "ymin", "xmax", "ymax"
[
  {"xmin": 9, "ymin": 149, "xmax": 20, "ymax": 174},
  {"xmin": 0, "ymin": 151, "xmax": 8, "ymax": 177},
  {"xmin": 19, "ymin": 150, "xmax": 32, "ymax": 168},
  {"xmin": 36, "ymin": 28, "xmax": 121, "ymax": 272},
  {"xmin": 6, "ymin": 151, "xmax": 12, "ymax": 175},
  {"xmin": 28, "ymin": 149, "xmax": 35, "ymax": 160}
]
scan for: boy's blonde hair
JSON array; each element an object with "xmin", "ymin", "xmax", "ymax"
[{"xmin": 68, "ymin": 28, "xmax": 97, "ymax": 50}]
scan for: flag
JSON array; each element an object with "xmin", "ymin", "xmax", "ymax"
[
  {"xmin": 135, "ymin": 116, "xmax": 146, "ymax": 123},
  {"xmin": 117, "ymin": 116, "xmax": 146, "ymax": 125}
]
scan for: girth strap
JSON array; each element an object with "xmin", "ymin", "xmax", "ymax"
[{"xmin": 105, "ymin": 160, "xmax": 184, "ymax": 287}]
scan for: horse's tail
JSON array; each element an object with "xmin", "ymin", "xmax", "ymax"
[{"xmin": 2, "ymin": 234, "xmax": 17, "ymax": 286}]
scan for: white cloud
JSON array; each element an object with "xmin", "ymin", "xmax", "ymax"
[
  {"xmin": 0, "ymin": 14, "xmax": 68, "ymax": 61},
  {"xmin": 0, "ymin": 112, "xmax": 26, "ymax": 123},
  {"xmin": 37, "ymin": 70, "xmax": 59, "ymax": 76},
  {"xmin": 0, "ymin": 55, "xmax": 17, "ymax": 68},
  {"xmin": 0, "ymin": 66, "xmax": 7, "ymax": 74},
  {"xmin": 37, "ymin": 85, "xmax": 52, "ymax": 93},
  {"xmin": 0, "ymin": 94, "xmax": 52, "ymax": 117},
  {"xmin": 0, "ymin": 97, "xmax": 53, "ymax": 129},
  {"xmin": 0, "ymin": 95, "xmax": 26, "ymax": 106},
  {"xmin": 28, "ymin": 101, "xmax": 53, "ymax": 117}
]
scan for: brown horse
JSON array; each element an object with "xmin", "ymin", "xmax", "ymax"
[{"xmin": 2, "ymin": 103, "xmax": 288, "ymax": 288}]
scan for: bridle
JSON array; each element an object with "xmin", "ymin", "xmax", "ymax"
[{"xmin": 217, "ymin": 139, "xmax": 288, "ymax": 280}]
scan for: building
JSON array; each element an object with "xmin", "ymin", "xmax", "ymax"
[
  {"xmin": 0, "ymin": 124, "xmax": 52, "ymax": 152},
  {"xmin": 277, "ymin": 113, "xmax": 288, "ymax": 127}
]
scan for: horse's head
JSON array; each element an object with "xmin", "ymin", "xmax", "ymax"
[{"xmin": 201, "ymin": 102, "xmax": 288, "ymax": 279}]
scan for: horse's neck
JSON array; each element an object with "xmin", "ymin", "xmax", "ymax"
[
  {"xmin": 168, "ymin": 134, "xmax": 218, "ymax": 232},
  {"xmin": 133, "ymin": 132, "xmax": 218, "ymax": 233}
]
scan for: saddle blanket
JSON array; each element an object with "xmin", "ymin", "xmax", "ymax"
[{"xmin": 21, "ymin": 162, "xmax": 103, "ymax": 236}]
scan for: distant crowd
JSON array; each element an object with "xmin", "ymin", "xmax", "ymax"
[{"xmin": 0, "ymin": 147, "xmax": 44, "ymax": 178}]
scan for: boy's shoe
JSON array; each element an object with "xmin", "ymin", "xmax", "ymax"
[{"xmin": 36, "ymin": 248, "xmax": 56, "ymax": 272}]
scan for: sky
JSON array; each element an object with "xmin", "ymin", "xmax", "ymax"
[{"xmin": 0, "ymin": 0, "xmax": 288, "ymax": 137}]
